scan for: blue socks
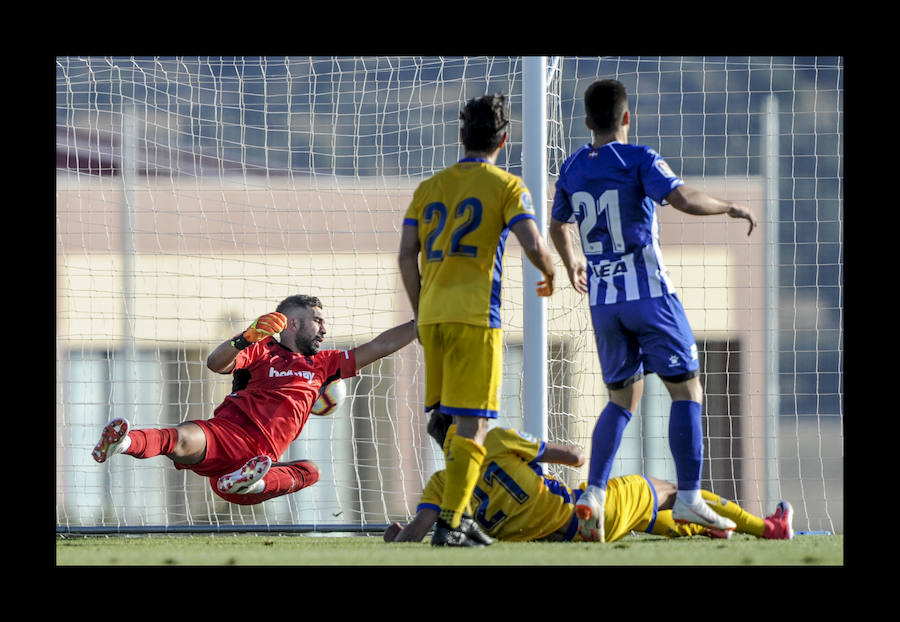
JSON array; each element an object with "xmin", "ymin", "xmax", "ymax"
[
  {"xmin": 587, "ymin": 399, "xmax": 705, "ymax": 493},
  {"xmin": 587, "ymin": 402, "xmax": 633, "ymax": 488},
  {"xmin": 668, "ymin": 400, "xmax": 704, "ymax": 491}
]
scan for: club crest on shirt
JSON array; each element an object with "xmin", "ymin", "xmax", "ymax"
[
  {"xmin": 520, "ymin": 192, "xmax": 535, "ymax": 212},
  {"xmin": 654, "ymin": 159, "xmax": 677, "ymax": 179}
]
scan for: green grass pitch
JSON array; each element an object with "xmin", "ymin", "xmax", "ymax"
[{"xmin": 56, "ymin": 532, "xmax": 843, "ymax": 566}]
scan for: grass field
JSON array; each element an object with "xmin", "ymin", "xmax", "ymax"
[{"xmin": 55, "ymin": 532, "xmax": 843, "ymax": 566}]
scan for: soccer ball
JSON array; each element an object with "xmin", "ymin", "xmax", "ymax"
[{"xmin": 311, "ymin": 378, "xmax": 347, "ymax": 416}]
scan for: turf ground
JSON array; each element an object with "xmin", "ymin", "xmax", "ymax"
[{"xmin": 55, "ymin": 532, "xmax": 842, "ymax": 566}]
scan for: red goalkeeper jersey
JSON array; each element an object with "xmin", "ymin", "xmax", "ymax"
[{"xmin": 214, "ymin": 336, "xmax": 358, "ymax": 458}]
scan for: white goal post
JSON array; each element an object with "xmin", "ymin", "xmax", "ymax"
[{"xmin": 56, "ymin": 56, "xmax": 843, "ymax": 535}]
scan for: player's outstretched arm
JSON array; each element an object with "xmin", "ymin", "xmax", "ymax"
[
  {"xmin": 397, "ymin": 224, "xmax": 422, "ymax": 319},
  {"xmin": 206, "ymin": 311, "xmax": 288, "ymax": 374},
  {"xmin": 540, "ymin": 442, "xmax": 586, "ymax": 467},
  {"xmin": 384, "ymin": 507, "xmax": 440, "ymax": 543},
  {"xmin": 353, "ymin": 320, "xmax": 417, "ymax": 370},
  {"xmin": 666, "ymin": 185, "xmax": 757, "ymax": 236}
]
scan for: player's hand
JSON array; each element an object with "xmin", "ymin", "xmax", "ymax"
[
  {"xmin": 243, "ymin": 312, "xmax": 287, "ymax": 343},
  {"xmin": 728, "ymin": 204, "xmax": 757, "ymax": 236},
  {"xmin": 536, "ymin": 273, "xmax": 554, "ymax": 297},
  {"xmin": 383, "ymin": 522, "xmax": 404, "ymax": 542},
  {"xmin": 567, "ymin": 261, "xmax": 588, "ymax": 294}
]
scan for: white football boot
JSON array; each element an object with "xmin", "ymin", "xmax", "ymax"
[
  {"xmin": 217, "ymin": 455, "xmax": 272, "ymax": 495},
  {"xmin": 672, "ymin": 495, "xmax": 737, "ymax": 532},
  {"xmin": 575, "ymin": 485, "xmax": 607, "ymax": 542},
  {"xmin": 92, "ymin": 418, "xmax": 131, "ymax": 463}
]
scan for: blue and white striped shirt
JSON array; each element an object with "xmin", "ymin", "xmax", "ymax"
[{"xmin": 551, "ymin": 141, "xmax": 684, "ymax": 305}]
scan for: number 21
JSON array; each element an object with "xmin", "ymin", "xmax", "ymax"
[
  {"xmin": 472, "ymin": 461, "xmax": 529, "ymax": 530},
  {"xmin": 572, "ymin": 189, "xmax": 625, "ymax": 254}
]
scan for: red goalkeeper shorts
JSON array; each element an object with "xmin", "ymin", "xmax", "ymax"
[{"xmin": 175, "ymin": 404, "xmax": 274, "ymax": 478}]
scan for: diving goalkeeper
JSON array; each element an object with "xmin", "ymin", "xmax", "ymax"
[{"xmin": 92, "ymin": 294, "xmax": 416, "ymax": 506}]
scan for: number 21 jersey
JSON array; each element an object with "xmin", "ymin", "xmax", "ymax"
[{"xmin": 551, "ymin": 141, "xmax": 684, "ymax": 305}]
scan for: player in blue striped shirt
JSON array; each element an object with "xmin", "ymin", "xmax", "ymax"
[{"xmin": 549, "ymin": 79, "xmax": 757, "ymax": 542}]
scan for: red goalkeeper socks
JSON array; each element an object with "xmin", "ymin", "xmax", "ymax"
[
  {"xmin": 124, "ymin": 428, "xmax": 179, "ymax": 459},
  {"xmin": 217, "ymin": 461, "xmax": 320, "ymax": 506},
  {"xmin": 264, "ymin": 461, "xmax": 320, "ymax": 496}
]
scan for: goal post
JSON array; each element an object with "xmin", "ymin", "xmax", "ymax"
[
  {"xmin": 56, "ymin": 56, "xmax": 843, "ymax": 536},
  {"xmin": 522, "ymin": 55, "xmax": 551, "ymax": 442}
]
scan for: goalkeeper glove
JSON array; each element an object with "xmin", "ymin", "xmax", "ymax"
[{"xmin": 231, "ymin": 312, "xmax": 287, "ymax": 350}]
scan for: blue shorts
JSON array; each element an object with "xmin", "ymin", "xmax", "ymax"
[{"xmin": 590, "ymin": 294, "xmax": 699, "ymax": 388}]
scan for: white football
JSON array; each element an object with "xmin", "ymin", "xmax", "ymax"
[{"xmin": 311, "ymin": 378, "xmax": 347, "ymax": 416}]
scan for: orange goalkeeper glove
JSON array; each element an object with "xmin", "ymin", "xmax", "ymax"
[
  {"xmin": 231, "ymin": 312, "xmax": 287, "ymax": 350},
  {"xmin": 535, "ymin": 272, "xmax": 555, "ymax": 297}
]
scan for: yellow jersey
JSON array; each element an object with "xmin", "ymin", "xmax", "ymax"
[
  {"xmin": 418, "ymin": 427, "xmax": 579, "ymax": 542},
  {"xmin": 403, "ymin": 159, "xmax": 537, "ymax": 328}
]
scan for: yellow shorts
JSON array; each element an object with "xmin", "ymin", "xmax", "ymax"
[
  {"xmin": 603, "ymin": 474, "xmax": 659, "ymax": 542},
  {"xmin": 418, "ymin": 322, "xmax": 503, "ymax": 418}
]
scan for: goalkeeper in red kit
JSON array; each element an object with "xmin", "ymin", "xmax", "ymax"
[{"xmin": 91, "ymin": 295, "xmax": 417, "ymax": 506}]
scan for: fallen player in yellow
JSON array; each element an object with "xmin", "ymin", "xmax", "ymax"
[{"xmin": 385, "ymin": 425, "xmax": 793, "ymax": 544}]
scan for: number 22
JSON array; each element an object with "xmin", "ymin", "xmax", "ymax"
[{"xmin": 423, "ymin": 198, "xmax": 483, "ymax": 262}]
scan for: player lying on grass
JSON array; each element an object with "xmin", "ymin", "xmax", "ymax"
[
  {"xmin": 92, "ymin": 294, "xmax": 416, "ymax": 507},
  {"xmin": 385, "ymin": 424, "xmax": 794, "ymax": 544}
]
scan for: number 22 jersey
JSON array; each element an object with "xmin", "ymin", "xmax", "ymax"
[{"xmin": 403, "ymin": 158, "xmax": 537, "ymax": 329}]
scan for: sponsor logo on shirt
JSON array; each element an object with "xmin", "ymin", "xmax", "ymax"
[
  {"xmin": 590, "ymin": 259, "xmax": 629, "ymax": 278},
  {"xmin": 269, "ymin": 367, "xmax": 315, "ymax": 381}
]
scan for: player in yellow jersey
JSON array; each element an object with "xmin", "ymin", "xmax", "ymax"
[
  {"xmin": 384, "ymin": 426, "xmax": 795, "ymax": 544},
  {"xmin": 398, "ymin": 93, "xmax": 557, "ymax": 546}
]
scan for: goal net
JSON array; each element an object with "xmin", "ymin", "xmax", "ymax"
[{"xmin": 56, "ymin": 56, "xmax": 843, "ymax": 535}]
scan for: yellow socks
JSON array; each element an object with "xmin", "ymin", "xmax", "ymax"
[
  {"xmin": 700, "ymin": 490, "xmax": 765, "ymax": 537},
  {"xmin": 653, "ymin": 490, "xmax": 766, "ymax": 537},
  {"xmin": 439, "ymin": 434, "xmax": 486, "ymax": 529}
]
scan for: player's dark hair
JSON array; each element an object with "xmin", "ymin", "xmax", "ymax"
[
  {"xmin": 460, "ymin": 92, "xmax": 509, "ymax": 152},
  {"xmin": 584, "ymin": 79, "xmax": 628, "ymax": 134},
  {"xmin": 277, "ymin": 295, "xmax": 322, "ymax": 315}
]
